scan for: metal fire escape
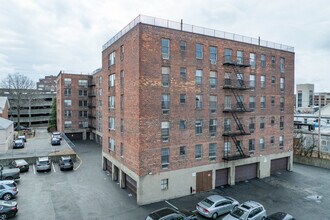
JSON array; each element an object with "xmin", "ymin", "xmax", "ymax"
[{"xmin": 223, "ymin": 55, "xmax": 251, "ymax": 161}]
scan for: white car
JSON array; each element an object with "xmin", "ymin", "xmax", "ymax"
[{"xmin": 223, "ymin": 201, "xmax": 266, "ymax": 220}]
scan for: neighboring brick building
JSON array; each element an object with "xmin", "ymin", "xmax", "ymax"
[
  {"xmin": 56, "ymin": 70, "xmax": 103, "ymax": 142},
  {"xmin": 100, "ymin": 15, "xmax": 295, "ymax": 205},
  {"xmin": 37, "ymin": 75, "xmax": 57, "ymax": 91},
  {"xmin": 0, "ymin": 97, "xmax": 10, "ymax": 119}
]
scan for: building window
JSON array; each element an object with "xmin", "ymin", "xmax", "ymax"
[
  {"xmin": 261, "ymin": 54, "xmax": 266, "ymax": 67},
  {"xmin": 120, "ymin": 119, "xmax": 124, "ymax": 132},
  {"xmin": 224, "ymin": 96, "xmax": 232, "ymax": 110},
  {"xmin": 280, "ymin": 116, "xmax": 284, "ymax": 130},
  {"xmin": 99, "ymin": 88, "xmax": 102, "ymax": 96},
  {"xmin": 210, "ymin": 46, "xmax": 217, "ymax": 64},
  {"xmin": 209, "ymin": 95, "xmax": 217, "ymax": 113},
  {"xmin": 224, "ymin": 118, "xmax": 231, "ymax": 132},
  {"xmin": 120, "ymin": 95, "xmax": 124, "ymax": 111},
  {"xmin": 236, "ymin": 95, "xmax": 244, "ymax": 110},
  {"xmin": 224, "ymin": 72, "xmax": 231, "ymax": 87},
  {"xmin": 64, "ymin": 110, "xmax": 72, "ymax": 117},
  {"xmin": 195, "ymin": 144, "xmax": 202, "ymax": 159},
  {"xmin": 280, "ymin": 97, "xmax": 285, "ymax": 112},
  {"xmin": 260, "ymin": 96, "xmax": 266, "ymax": 109},
  {"xmin": 271, "ymin": 76, "xmax": 276, "ymax": 85},
  {"xmin": 79, "ymin": 110, "xmax": 87, "ymax": 118},
  {"xmin": 209, "ymin": 119, "xmax": 217, "ymax": 137},
  {"xmin": 260, "ymin": 75, "xmax": 266, "ymax": 88},
  {"xmin": 280, "ymin": 77, "xmax": 285, "ymax": 91},
  {"xmin": 196, "ymin": 43, "xmax": 203, "ymax": 59},
  {"xmin": 79, "ymin": 121, "xmax": 88, "ymax": 128},
  {"xmin": 249, "ymin": 75, "xmax": 255, "ymax": 90},
  {"xmin": 120, "ymin": 45, "xmax": 124, "ymax": 61},
  {"xmin": 120, "ymin": 143, "xmax": 124, "ymax": 158},
  {"xmin": 64, "ymin": 88, "xmax": 71, "ymax": 96},
  {"xmin": 108, "ymin": 96, "xmax": 115, "ymax": 109},
  {"xmin": 78, "ymin": 80, "xmax": 88, "ymax": 87},
  {"xmin": 161, "ymin": 38, "xmax": 170, "ymax": 59},
  {"xmin": 120, "ymin": 70, "xmax": 124, "ymax": 89},
  {"xmin": 209, "ymin": 143, "xmax": 216, "ymax": 160},
  {"xmin": 195, "ymin": 120, "xmax": 203, "ymax": 134},
  {"xmin": 161, "ymin": 122, "xmax": 170, "ymax": 142},
  {"xmin": 64, "ymin": 121, "xmax": 72, "ymax": 128},
  {"xmin": 79, "ymin": 90, "xmax": 88, "ymax": 97},
  {"xmin": 180, "ymin": 67, "xmax": 186, "ymax": 79},
  {"xmin": 259, "ymin": 138, "xmax": 265, "ymax": 150},
  {"xmin": 224, "ymin": 141, "xmax": 231, "ymax": 154},
  {"xmin": 250, "ymin": 53, "xmax": 256, "ymax": 69},
  {"xmin": 64, "ymin": 78, "xmax": 71, "ymax": 86},
  {"xmin": 108, "ymin": 51, "xmax": 116, "ymax": 66},
  {"xmin": 271, "ymin": 117, "xmax": 275, "ymax": 126},
  {"xmin": 260, "ymin": 117, "xmax": 265, "ymax": 129},
  {"xmin": 236, "ymin": 73, "xmax": 244, "ymax": 88},
  {"xmin": 109, "ymin": 117, "xmax": 115, "ymax": 130},
  {"xmin": 161, "ymin": 148, "xmax": 169, "ymax": 169},
  {"xmin": 196, "ymin": 95, "xmax": 202, "ymax": 109},
  {"xmin": 162, "ymin": 67, "xmax": 170, "ymax": 87},
  {"xmin": 161, "ymin": 94, "xmax": 170, "ymax": 114},
  {"xmin": 271, "ymin": 56, "xmax": 276, "ymax": 66},
  {"xmin": 109, "ymin": 74, "xmax": 116, "ymax": 88},
  {"xmin": 224, "ymin": 49, "xmax": 232, "ymax": 63},
  {"xmin": 271, "ymin": 96, "xmax": 275, "ymax": 106},
  {"xmin": 280, "ymin": 57, "xmax": 285, "ymax": 73},
  {"xmin": 249, "ymin": 118, "xmax": 255, "ymax": 133},
  {"xmin": 78, "ymin": 100, "xmax": 88, "ymax": 108},
  {"xmin": 179, "ymin": 146, "xmax": 186, "ymax": 156},
  {"xmin": 161, "ymin": 178, "xmax": 168, "ymax": 190},
  {"xmin": 196, "ymin": 70, "xmax": 202, "ymax": 85},
  {"xmin": 64, "ymin": 100, "xmax": 72, "ymax": 107},
  {"xmin": 249, "ymin": 139, "xmax": 255, "ymax": 152},
  {"xmin": 270, "ymin": 136, "xmax": 275, "ymax": 145},
  {"xmin": 249, "ymin": 96, "xmax": 255, "ymax": 111},
  {"xmin": 279, "ymin": 135, "xmax": 284, "ymax": 148},
  {"xmin": 237, "ymin": 51, "xmax": 243, "ymax": 64},
  {"xmin": 108, "ymin": 137, "xmax": 115, "ymax": 152},
  {"xmin": 179, "ymin": 120, "xmax": 186, "ymax": 129},
  {"xmin": 210, "ymin": 71, "xmax": 217, "ymax": 89},
  {"xmin": 180, "ymin": 41, "xmax": 186, "ymax": 52},
  {"xmin": 297, "ymin": 92, "xmax": 302, "ymax": 107},
  {"xmin": 180, "ymin": 94, "xmax": 186, "ymax": 104}
]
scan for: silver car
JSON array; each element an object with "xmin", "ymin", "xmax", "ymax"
[
  {"xmin": 223, "ymin": 200, "xmax": 267, "ymax": 220},
  {"xmin": 36, "ymin": 157, "xmax": 51, "ymax": 172},
  {"xmin": 196, "ymin": 195, "xmax": 239, "ymax": 219}
]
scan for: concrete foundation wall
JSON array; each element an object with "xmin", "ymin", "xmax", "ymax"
[{"xmin": 294, "ymin": 155, "xmax": 330, "ymax": 169}]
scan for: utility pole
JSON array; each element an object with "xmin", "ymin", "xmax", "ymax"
[{"xmin": 318, "ymin": 93, "xmax": 321, "ymax": 158}]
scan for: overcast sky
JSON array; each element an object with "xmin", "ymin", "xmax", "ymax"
[{"xmin": 0, "ymin": 0, "xmax": 329, "ymax": 92}]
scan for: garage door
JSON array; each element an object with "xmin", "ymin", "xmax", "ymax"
[
  {"xmin": 196, "ymin": 170, "xmax": 212, "ymax": 192},
  {"xmin": 215, "ymin": 168, "xmax": 229, "ymax": 187},
  {"xmin": 65, "ymin": 132, "xmax": 83, "ymax": 141},
  {"xmin": 125, "ymin": 175, "xmax": 137, "ymax": 197},
  {"xmin": 235, "ymin": 163, "xmax": 258, "ymax": 183},
  {"xmin": 105, "ymin": 158, "xmax": 112, "ymax": 175},
  {"xmin": 271, "ymin": 157, "xmax": 288, "ymax": 174}
]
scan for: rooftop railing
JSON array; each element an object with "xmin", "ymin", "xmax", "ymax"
[{"xmin": 102, "ymin": 15, "xmax": 294, "ymax": 52}]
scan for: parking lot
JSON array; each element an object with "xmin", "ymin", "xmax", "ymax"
[{"xmin": 6, "ymin": 133, "xmax": 330, "ymax": 219}]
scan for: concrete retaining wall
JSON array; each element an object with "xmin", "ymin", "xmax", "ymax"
[
  {"xmin": 0, "ymin": 153, "xmax": 77, "ymax": 166},
  {"xmin": 293, "ymin": 155, "xmax": 330, "ymax": 169}
]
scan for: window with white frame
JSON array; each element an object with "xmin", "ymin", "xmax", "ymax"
[
  {"xmin": 279, "ymin": 135, "xmax": 284, "ymax": 148},
  {"xmin": 195, "ymin": 120, "xmax": 203, "ymax": 134},
  {"xmin": 260, "ymin": 75, "xmax": 266, "ymax": 88},
  {"xmin": 280, "ymin": 97, "xmax": 285, "ymax": 112},
  {"xmin": 250, "ymin": 53, "xmax": 256, "ymax": 69},
  {"xmin": 161, "ymin": 38, "xmax": 170, "ymax": 59},
  {"xmin": 261, "ymin": 54, "xmax": 266, "ymax": 67},
  {"xmin": 64, "ymin": 78, "xmax": 71, "ymax": 86},
  {"xmin": 108, "ymin": 51, "xmax": 116, "ymax": 66},
  {"xmin": 280, "ymin": 57, "xmax": 285, "ymax": 73},
  {"xmin": 109, "ymin": 74, "xmax": 115, "ymax": 88},
  {"xmin": 161, "ymin": 148, "xmax": 169, "ymax": 169},
  {"xmin": 225, "ymin": 96, "xmax": 232, "ymax": 110},
  {"xmin": 109, "ymin": 137, "xmax": 115, "ymax": 151},
  {"xmin": 64, "ymin": 88, "xmax": 71, "ymax": 96},
  {"xmin": 64, "ymin": 121, "xmax": 72, "ymax": 128},
  {"xmin": 249, "ymin": 118, "xmax": 255, "ymax": 133},
  {"xmin": 161, "ymin": 94, "xmax": 170, "ymax": 114},
  {"xmin": 196, "ymin": 70, "xmax": 202, "ymax": 85},
  {"xmin": 120, "ymin": 143, "xmax": 124, "ymax": 158},
  {"xmin": 260, "ymin": 117, "xmax": 265, "ymax": 129},
  {"xmin": 249, "ymin": 96, "xmax": 255, "ymax": 111},
  {"xmin": 249, "ymin": 75, "xmax": 256, "ymax": 89},
  {"xmin": 237, "ymin": 51, "xmax": 243, "ymax": 64},
  {"xmin": 78, "ymin": 80, "xmax": 88, "ymax": 87},
  {"xmin": 210, "ymin": 46, "xmax": 217, "ymax": 64},
  {"xmin": 161, "ymin": 67, "xmax": 170, "ymax": 87},
  {"xmin": 196, "ymin": 95, "xmax": 202, "ymax": 109},
  {"xmin": 195, "ymin": 144, "xmax": 202, "ymax": 159},
  {"xmin": 64, "ymin": 100, "xmax": 72, "ymax": 107},
  {"xmin": 224, "ymin": 49, "xmax": 232, "ymax": 63},
  {"xmin": 260, "ymin": 96, "xmax": 266, "ymax": 109},
  {"xmin": 224, "ymin": 72, "xmax": 231, "ymax": 86},
  {"xmin": 108, "ymin": 117, "xmax": 115, "ymax": 130},
  {"xmin": 209, "ymin": 95, "xmax": 217, "ymax": 113},
  {"xmin": 108, "ymin": 96, "xmax": 115, "ymax": 109},
  {"xmin": 161, "ymin": 122, "xmax": 170, "ymax": 142},
  {"xmin": 224, "ymin": 118, "xmax": 231, "ymax": 132},
  {"xmin": 196, "ymin": 44, "xmax": 203, "ymax": 59},
  {"xmin": 64, "ymin": 110, "xmax": 72, "ymax": 117},
  {"xmin": 259, "ymin": 138, "xmax": 265, "ymax": 150},
  {"xmin": 280, "ymin": 116, "xmax": 284, "ymax": 130},
  {"xmin": 180, "ymin": 67, "xmax": 186, "ymax": 79},
  {"xmin": 180, "ymin": 41, "xmax": 186, "ymax": 52},
  {"xmin": 161, "ymin": 178, "xmax": 168, "ymax": 190},
  {"xmin": 209, "ymin": 143, "xmax": 216, "ymax": 160},
  {"xmin": 249, "ymin": 139, "xmax": 255, "ymax": 152},
  {"xmin": 209, "ymin": 119, "xmax": 217, "ymax": 136},
  {"xmin": 280, "ymin": 77, "xmax": 285, "ymax": 91},
  {"xmin": 210, "ymin": 71, "xmax": 217, "ymax": 89},
  {"xmin": 224, "ymin": 141, "xmax": 231, "ymax": 154}
]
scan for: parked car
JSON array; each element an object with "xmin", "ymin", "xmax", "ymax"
[
  {"xmin": 36, "ymin": 157, "xmax": 51, "ymax": 172},
  {"xmin": 0, "ymin": 180, "xmax": 18, "ymax": 201},
  {"xmin": 223, "ymin": 201, "xmax": 266, "ymax": 220},
  {"xmin": 8, "ymin": 159, "xmax": 29, "ymax": 172},
  {"xmin": 51, "ymin": 137, "xmax": 61, "ymax": 146},
  {"xmin": 14, "ymin": 125, "xmax": 30, "ymax": 131},
  {"xmin": 265, "ymin": 212, "xmax": 295, "ymax": 220},
  {"xmin": 52, "ymin": 132, "xmax": 62, "ymax": 140},
  {"xmin": 12, "ymin": 140, "xmax": 24, "ymax": 149},
  {"xmin": 0, "ymin": 200, "xmax": 18, "ymax": 219},
  {"xmin": 196, "ymin": 195, "xmax": 239, "ymax": 219},
  {"xmin": 146, "ymin": 207, "xmax": 197, "ymax": 220},
  {"xmin": 59, "ymin": 156, "xmax": 74, "ymax": 171},
  {"xmin": 17, "ymin": 135, "xmax": 26, "ymax": 142},
  {"xmin": 0, "ymin": 166, "xmax": 20, "ymax": 181}
]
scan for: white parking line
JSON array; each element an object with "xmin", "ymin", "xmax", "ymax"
[
  {"xmin": 33, "ymin": 164, "xmax": 36, "ymax": 174},
  {"xmin": 74, "ymin": 154, "xmax": 82, "ymax": 171},
  {"xmin": 52, "ymin": 162, "xmax": 56, "ymax": 172},
  {"xmin": 165, "ymin": 200, "xmax": 178, "ymax": 210}
]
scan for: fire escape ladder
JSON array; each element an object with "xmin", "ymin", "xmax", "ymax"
[
  {"xmin": 231, "ymin": 136, "xmax": 245, "ymax": 157},
  {"xmin": 232, "ymin": 65, "xmax": 246, "ymax": 89},
  {"xmin": 231, "ymin": 111, "xmax": 246, "ymax": 135},
  {"xmin": 231, "ymin": 89, "xmax": 246, "ymax": 112}
]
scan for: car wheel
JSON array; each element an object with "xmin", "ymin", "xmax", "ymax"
[
  {"xmin": 3, "ymin": 193, "xmax": 12, "ymax": 201},
  {"xmin": 0, "ymin": 213, "xmax": 7, "ymax": 220},
  {"xmin": 5, "ymin": 176, "xmax": 13, "ymax": 180},
  {"xmin": 212, "ymin": 212, "xmax": 218, "ymax": 219}
]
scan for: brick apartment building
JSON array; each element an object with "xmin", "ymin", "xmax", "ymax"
[
  {"xmin": 56, "ymin": 70, "xmax": 103, "ymax": 143},
  {"xmin": 37, "ymin": 75, "xmax": 57, "ymax": 91},
  {"xmin": 99, "ymin": 15, "xmax": 294, "ymax": 205},
  {"xmin": 0, "ymin": 97, "xmax": 10, "ymax": 119}
]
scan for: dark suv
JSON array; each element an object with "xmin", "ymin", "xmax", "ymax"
[
  {"xmin": 146, "ymin": 207, "xmax": 197, "ymax": 220},
  {"xmin": 59, "ymin": 156, "xmax": 74, "ymax": 171}
]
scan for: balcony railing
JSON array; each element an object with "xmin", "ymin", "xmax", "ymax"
[{"xmin": 103, "ymin": 15, "xmax": 294, "ymax": 52}]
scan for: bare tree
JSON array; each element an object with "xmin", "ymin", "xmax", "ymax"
[{"xmin": 1, "ymin": 73, "xmax": 35, "ymax": 127}]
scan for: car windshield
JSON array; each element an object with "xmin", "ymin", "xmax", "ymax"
[
  {"xmin": 14, "ymin": 140, "xmax": 22, "ymax": 143},
  {"xmin": 38, "ymin": 160, "xmax": 49, "ymax": 165},
  {"xmin": 230, "ymin": 206, "xmax": 248, "ymax": 219},
  {"xmin": 63, "ymin": 159, "xmax": 72, "ymax": 163},
  {"xmin": 201, "ymin": 198, "xmax": 214, "ymax": 207},
  {"xmin": 6, "ymin": 183, "xmax": 16, "ymax": 188}
]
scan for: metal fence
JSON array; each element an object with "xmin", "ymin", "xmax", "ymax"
[{"xmin": 102, "ymin": 14, "xmax": 294, "ymax": 52}]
